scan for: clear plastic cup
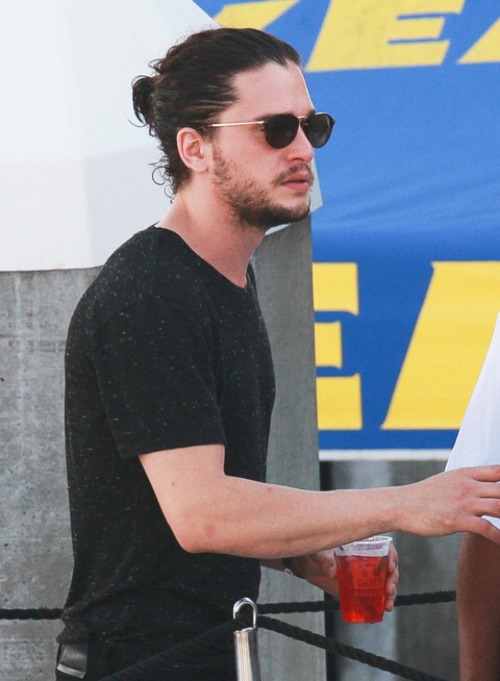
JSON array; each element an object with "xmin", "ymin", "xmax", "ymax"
[{"xmin": 334, "ymin": 536, "xmax": 393, "ymax": 623}]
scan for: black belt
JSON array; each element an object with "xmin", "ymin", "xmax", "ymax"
[{"xmin": 56, "ymin": 642, "xmax": 88, "ymax": 679}]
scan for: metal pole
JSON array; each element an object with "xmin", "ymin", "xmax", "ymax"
[{"xmin": 233, "ymin": 598, "xmax": 262, "ymax": 681}]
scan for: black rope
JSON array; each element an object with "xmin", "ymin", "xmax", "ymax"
[
  {"xmin": 258, "ymin": 615, "xmax": 448, "ymax": 681},
  {"xmin": 0, "ymin": 594, "xmax": 457, "ymax": 681},
  {"xmin": 259, "ymin": 590, "xmax": 456, "ymax": 615},
  {"xmin": 0, "ymin": 607, "xmax": 62, "ymax": 621},
  {"xmin": 395, "ymin": 591, "xmax": 455, "ymax": 606},
  {"xmin": 0, "ymin": 590, "xmax": 455, "ymax": 621}
]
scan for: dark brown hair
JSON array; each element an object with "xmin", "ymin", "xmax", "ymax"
[{"xmin": 132, "ymin": 27, "xmax": 301, "ymax": 194}]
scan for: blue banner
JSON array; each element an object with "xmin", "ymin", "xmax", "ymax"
[{"xmin": 196, "ymin": 0, "xmax": 500, "ymax": 450}]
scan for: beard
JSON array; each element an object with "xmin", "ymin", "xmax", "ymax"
[{"xmin": 211, "ymin": 146, "xmax": 313, "ymax": 231}]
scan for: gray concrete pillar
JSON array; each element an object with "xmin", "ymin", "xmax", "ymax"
[
  {"xmin": 253, "ymin": 217, "xmax": 326, "ymax": 681},
  {"xmin": 1, "ymin": 268, "xmax": 98, "ymax": 681}
]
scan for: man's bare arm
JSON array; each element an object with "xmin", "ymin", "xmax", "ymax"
[{"xmin": 139, "ymin": 445, "xmax": 500, "ymax": 559}]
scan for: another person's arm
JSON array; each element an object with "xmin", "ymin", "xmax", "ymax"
[{"xmin": 457, "ymin": 533, "xmax": 500, "ymax": 681}]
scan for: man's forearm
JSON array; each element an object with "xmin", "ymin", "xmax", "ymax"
[
  {"xmin": 457, "ymin": 533, "xmax": 500, "ymax": 681},
  {"xmin": 141, "ymin": 446, "xmax": 500, "ymax": 559}
]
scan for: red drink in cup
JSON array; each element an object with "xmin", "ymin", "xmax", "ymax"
[{"xmin": 334, "ymin": 536, "xmax": 393, "ymax": 623}]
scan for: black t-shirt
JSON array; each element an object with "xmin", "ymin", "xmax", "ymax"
[{"xmin": 60, "ymin": 227, "xmax": 275, "ymax": 663}]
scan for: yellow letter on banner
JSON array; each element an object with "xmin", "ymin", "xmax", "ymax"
[
  {"xmin": 458, "ymin": 18, "xmax": 500, "ymax": 64},
  {"xmin": 382, "ymin": 262, "xmax": 500, "ymax": 430},
  {"xmin": 214, "ymin": 1, "xmax": 298, "ymax": 29},
  {"xmin": 313, "ymin": 263, "xmax": 359, "ymax": 314},
  {"xmin": 307, "ymin": 0, "xmax": 466, "ymax": 71},
  {"xmin": 317, "ymin": 375, "xmax": 363, "ymax": 430},
  {"xmin": 313, "ymin": 263, "xmax": 362, "ymax": 430}
]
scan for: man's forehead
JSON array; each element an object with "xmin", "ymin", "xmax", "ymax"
[{"xmin": 228, "ymin": 62, "xmax": 313, "ymax": 116}]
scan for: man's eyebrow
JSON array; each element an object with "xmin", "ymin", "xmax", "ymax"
[{"xmin": 255, "ymin": 107, "xmax": 317, "ymax": 120}]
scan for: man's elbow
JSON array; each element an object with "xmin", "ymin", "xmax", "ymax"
[
  {"xmin": 169, "ymin": 515, "xmax": 222, "ymax": 554},
  {"xmin": 175, "ymin": 530, "xmax": 209, "ymax": 554}
]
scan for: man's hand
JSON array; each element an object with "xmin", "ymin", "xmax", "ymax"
[
  {"xmin": 393, "ymin": 466, "xmax": 500, "ymax": 543},
  {"xmin": 292, "ymin": 544, "xmax": 399, "ymax": 612}
]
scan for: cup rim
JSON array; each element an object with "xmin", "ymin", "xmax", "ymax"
[{"xmin": 334, "ymin": 535, "xmax": 393, "ymax": 554}]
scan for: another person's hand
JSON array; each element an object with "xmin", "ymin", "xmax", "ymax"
[{"xmin": 292, "ymin": 544, "xmax": 399, "ymax": 612}]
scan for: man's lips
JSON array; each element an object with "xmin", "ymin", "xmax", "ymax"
[{"xmin": 280, "ymin": 171, "xmax": 314, "ymax": 190}]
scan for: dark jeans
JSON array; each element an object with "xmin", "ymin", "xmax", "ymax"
[{"xmin": 55, "ymin": 638, "xmax": 237, "ymax": 681}]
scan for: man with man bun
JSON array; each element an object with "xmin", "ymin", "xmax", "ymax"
[{"xmin": 56, "ymin": 27, "xmax": 500, "ymax": 680}]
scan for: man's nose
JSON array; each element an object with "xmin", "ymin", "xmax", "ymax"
[{"xmin": 287, "ymin": 125, "xmax": 315, "ymax": 162}]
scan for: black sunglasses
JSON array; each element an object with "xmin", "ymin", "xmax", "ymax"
[{"xmin": 199, "ymin": 112, "xmax": 335, "ymax": 150}]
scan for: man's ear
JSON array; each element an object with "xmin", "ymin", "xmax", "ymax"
[{"xmin": 176, "ymin": 128, "xmax": 210, "ymax": 175}]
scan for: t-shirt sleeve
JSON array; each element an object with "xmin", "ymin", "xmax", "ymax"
[{"xmin": 92, "ymin": 296, "xmax": 226, "ymax": 458}]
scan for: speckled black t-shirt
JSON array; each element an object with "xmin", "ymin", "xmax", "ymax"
[{"xmin": 59, "ymin": 226, "xmax": 275, "ymax": 667}]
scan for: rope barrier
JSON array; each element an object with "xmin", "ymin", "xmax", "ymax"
[
  {"xmin": 0, "ymin": 590, "xmax": 455, "ymax": 621},
  {"xmin": 0, "ymin": 607, "xmax": 62, "ymax": 621},
  {"xmin": 394, "ymin": 591, "xmax": 456, "ymax": 607},
  {"xmin": 0, "ymin": 592, "xmax": 457, "ymax": 681},
  {"xmin": 259, "ymin": 590, "xmax": 456, "ymax": 616},
  {"xmin": 258, "ymin": 615, "xmax": 448, "ymax": 681}
]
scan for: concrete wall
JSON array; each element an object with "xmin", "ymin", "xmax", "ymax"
[
  {"xmin": 253, "ymin": 218, "xmax": 326, "ymax": 681},
  {"xmin": 1, "ymin": 269, "xmax": 96, "ymax": 680},
  {"xmin": 0, "ymin": 220, "xmax": 460, "ymax": 681}
]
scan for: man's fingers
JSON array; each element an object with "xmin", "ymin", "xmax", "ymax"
[
  {"xmin": 465, "ymin": 465, "xmax": 500, "ymax": 482},
  {"xmin": 467, "ymin": 517, "xmax": 500, "ymax": 545},
  {"xmin": 476, "ymin": 483, "xmax": 500, "ymax": 500},
  {"xmin": 385, "ymin": 544, "xmax": 399, "ymax": 611}
]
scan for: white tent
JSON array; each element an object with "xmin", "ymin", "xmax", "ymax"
[{"xmin": 0, "ymin": 0, "xmax": 216, "ymax": 270}]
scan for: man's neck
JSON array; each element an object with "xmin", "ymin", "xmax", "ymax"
[{"xmin": 156, "ymin": 190, "xmax": 265, "ymax": 288}]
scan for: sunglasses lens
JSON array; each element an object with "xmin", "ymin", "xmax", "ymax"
[
  {"xmin": 306, "ymin": 113, "xmax": 334, "ymax": 148},
  {"xmin": 264, "ymin": 114, "xmax": 300, "ymax": 149},
  {"xmin": 264, "ymin": 113, "xmax": 334, "ymax": 149}
]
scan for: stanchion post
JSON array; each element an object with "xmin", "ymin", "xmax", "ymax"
[{"xmin": 233, "ymin": 598, "xmax": 262, "ymax": 681}]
